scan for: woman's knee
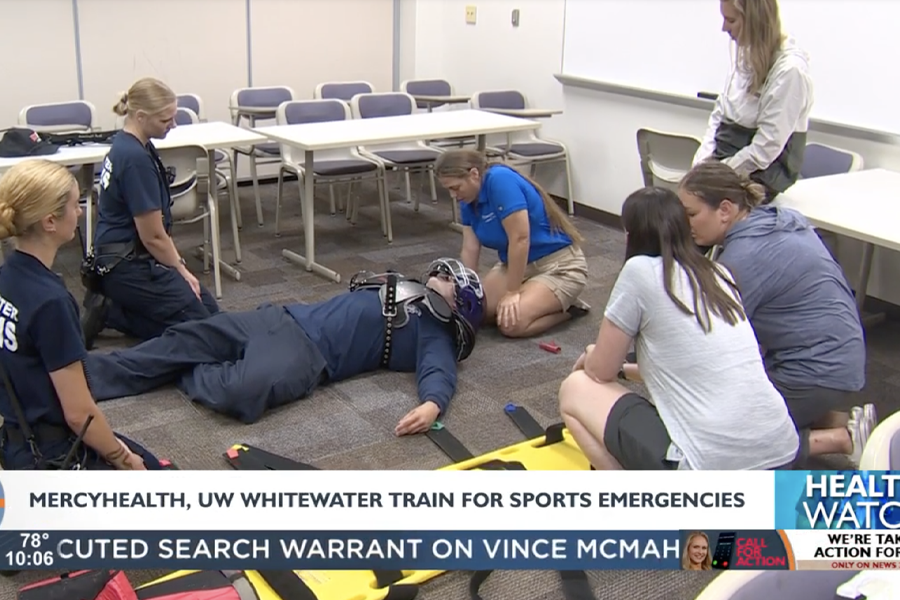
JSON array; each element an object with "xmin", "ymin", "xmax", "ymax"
[{"xmin": 558, "ymin": 370, "xmax": 595, "ymax": 416}]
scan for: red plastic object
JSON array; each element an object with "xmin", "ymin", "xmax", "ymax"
[
  {"xmin": 226, "ymin": 448, "xmax": 239, "ymax": 459},
  {"xmin": 159, "ymin": 459, "xmax": 171, "ymax": 466},
  {"xmin": 539, "ymin": 341, "xmax": 561, "ymax": 353}
]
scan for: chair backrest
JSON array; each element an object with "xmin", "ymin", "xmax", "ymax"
[
  {"xmin": 471, "ymin": 90, "xmax": 526, "ymax": 110},
  {"xmin": 696, "ymin": 570, "xmax": 857, "ymax": 600},
  {"xmin": 636, "ymin": 128, "xmax": 702, "ymax": 188},
  {"xmin": 176, "ymin": 94, "xmax": 204, "ymax": 119},
  {"xmin": 315, "ymin": 81, "xmax": 374, "ymax": 101},
  {"xmin": 401, "ymin": 79, "xmax": 452, "ymax": 109},
  {"xmin": 155, "ymin": 145, "xmax": 208, "ymax": 220},
  {"xmin": 19, "ymin": 100, "xmax": 95, "ymax": 133},
  {"xmin": 230, "ymin": 86, "xmax": 295, "ymax": 123},
  {"xmin": 175, "ymin": 107, "xmax": 199, "ymax": 126},
  {"xmin": 351, "ymin": 92, "xmax": 415, "ymax": 119},
  {"xmin": 800, "ymin": 142, "xmax": 864, "ymax": 179},
  {"xmin": 276, "ymin": 99, "xmax": 352, "ymax": 163}
]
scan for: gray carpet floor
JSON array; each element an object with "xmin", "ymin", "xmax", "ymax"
[{"xmin": 4, "ymin": 172, "xmax": 897, "ymax": 599}]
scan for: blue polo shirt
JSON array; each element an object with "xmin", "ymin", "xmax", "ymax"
[
  {"xmin": 0, "ymin": 252, "xmax": 87, "ymax": 461},
  {"xmin": 93, "ymin": 131, "xmax": 172, "ymax": 249},
  {"xmin": 458, "ymin": 164, "xmax": 572, "ymax": 264}
]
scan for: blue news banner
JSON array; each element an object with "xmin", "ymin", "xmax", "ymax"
[{"xmin": 0, "ymin": 531, "xmax": 684, "ymax": 571}]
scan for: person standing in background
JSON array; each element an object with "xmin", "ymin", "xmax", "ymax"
[{"xmin": 693, "ymin": 0, "xmax": 814, "ymax": 204}]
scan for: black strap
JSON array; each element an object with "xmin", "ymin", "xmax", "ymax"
[
  {"xmin": 0, "ymin": 355, "xmax": 41, "ymax": 464},
  {"xmin": 256, "ymin": 570, "xmax": 418, "ymax": 600},
  {"xmin": 469, "ymin": 570, "xmax": 596, "ymax": 600},
  {"xmin": 256, "ymin": 570, "xmax": 318, "ymax": 600},
  {"xmin": 224, "ymin": 445, "xmax": 319, "ymax": 471},
  {"xmin": 426, "ymin": 424, "xmax": 474, "ymax": 462},
  {"xmin": 381, "ymin": 274, "xmax": 398, "ymax": 368},
  {"xmin": 503, "ymin": 404, "xmax": 545, "ymax": 439}
]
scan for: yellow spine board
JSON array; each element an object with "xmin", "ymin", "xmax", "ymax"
[{"xmin": 138, "ymin": 427, "xmax": 589, "ymax": 600}]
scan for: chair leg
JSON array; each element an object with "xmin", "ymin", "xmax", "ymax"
[
  {"xmin": 381, "ymin": 173, "xmax": 393, "ymax": 244},
  {"xmin": 275, "ymin": 167, "xmax": 286, "ymax": 237},
  {"xmin": 564, "ymin": 156, "xmax": 575, "ymax": 216},
  {"xmin": 429, "ymin": 164, "xmax": 437, "ymax": 203},
  {"xmin": 249, "ymin": 156, "xmax": 263, "ymax": 227},
  {"xmin": 207, "ymin": 195, "xmax": 223, "ymax": 299}
]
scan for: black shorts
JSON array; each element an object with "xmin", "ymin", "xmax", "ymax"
[
  {"xmin": 603, "ymin": 393, "xmax": 678, "ymax": 470},
  {"xmin": 773, "ymin": 382, "xmax": 850, "ymax": 430}
]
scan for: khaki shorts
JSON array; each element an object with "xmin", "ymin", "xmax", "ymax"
[{"xmin": 489, "ymin": 245, "xmax": 588, "ymax": 311}]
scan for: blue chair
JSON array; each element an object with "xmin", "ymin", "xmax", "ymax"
[
  {"xmin": 273, "ymin": 99, "xmax": 388, "ymax": 240},
  {"xmin": 315, "ymin": 81, "xmax": 374, "ymax": 101},
  {"xmin": 471, "ymin": 89, "xmax": 574, "ymax": 215},
  {"xmin": 800, "ymin": 142, "xmax": 863, "ymax": 179},
  {"xmin": 229, "ymin": 86, "xmax": 296, "ymax": 227},
  {"xmin": 350, "ymin": 92, "xmax": 441, "ymax": 212}
]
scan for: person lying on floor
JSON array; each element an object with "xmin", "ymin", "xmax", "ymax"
[
  {"xmin": 677, "ymin": 160, "xmax": 875, "ymax": 466},
  {"xmin": 84, "ymin": 258, "xmax": 486, "ymax": 434},
  {"xmin": 558, "ymin": 186, "xmax": 800, "ymax": 471},
  {"xmin": 0, "ymin": 160, "xmax": 161, "ymax": 470}
]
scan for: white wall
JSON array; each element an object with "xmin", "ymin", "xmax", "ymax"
[{"xmin": 401, "ymin": 0, "xmax": 900, "ymax": 306}]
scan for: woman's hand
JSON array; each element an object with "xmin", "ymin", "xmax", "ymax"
[
  {"xmin": 178, "ymin": 265, "xmax": 202, "ymax": 300},
  {"xmin": 496, "ymin": 291, "xmax": 521, "ymax": 330},
  {"xmin": 395, "ymin": 402, "xmax": 441, "ymax": 436},
  {"xmin": 572, "ymin": 344, "xmax": 595, "ymax": 372}
]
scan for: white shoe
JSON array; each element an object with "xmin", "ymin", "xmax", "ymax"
[
  {"xmin": 847, "ymin": 418, "xmax": 865, "ymax": 467},
  {"xmin": 863, "ymin": 404, "xmax": 878, "ymax": 439}
]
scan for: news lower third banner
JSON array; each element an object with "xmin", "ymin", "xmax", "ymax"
[{"xmin": 0, "ymin": 470, "xmax": 896, "ymax": 571}]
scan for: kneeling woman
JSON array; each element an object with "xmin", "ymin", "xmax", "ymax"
[
  {"xmin": 558, "ymin": 186, "xmax": 798, "ymax": 470},
  {"xmin": 435, "ymin": 150, "xmax": 589, "ymax": 338},
  {"xmin": 0, "ymin": 160, "xmax": 160, "ymax": 470},
  {"xmin": 678, "ymin": 161, "xmax": 874, "ymax": 465}
]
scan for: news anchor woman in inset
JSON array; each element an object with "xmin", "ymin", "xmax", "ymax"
[
  {"xmin": 0, "ymin": 160, "xmax": 161, "ymax": 470},
  {"xmin": 434, "ymin": 149, "xmax": 590, "ymax": 338},
  {"xmin": 682, "ymin": 532, "xmax": 711, "ymax": 570},
  {"xmin": 693, "ymin": 0, "xmax": 813, "ymax": 203},
  {"xmin": 557, "ymin": 186, "xmax": 799, "ymax": 472},
  {"xmin": 81, "ymin": 77, "xmax": 219, "ymax": 349}
]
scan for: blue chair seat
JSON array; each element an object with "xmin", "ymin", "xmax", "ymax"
[
  {"xmin": 253, "ymin": 142, "xmax": 281, "ymax": 155},
  {"xmin": 496, "ymin": 142, "xmax": 564, "ymax": 157},
  {"xmin": 214, "ymin": 149, "xmax": 228, "ymax": 163},
  {"xmin": 312, "ymin": 159, "xmax": 378, "ymax": 176},
  {"xmin": 373, "ymin": 149, "xmax": 440, "ymax": 164}
]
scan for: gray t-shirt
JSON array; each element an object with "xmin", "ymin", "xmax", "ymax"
[{"xmin": 604, "ymin": 255, "xmax": 799, "ymax": 470}]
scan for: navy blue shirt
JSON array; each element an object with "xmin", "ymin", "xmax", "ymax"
[
  {"xmin": 286, "ymin": 290, "xmax": 458, "ymax": 415},
  {"xmin": 0, "ymin": 251, "xmax": 87, "ymax": 436},
  {"xmin": 93, "ymin": 131, "xmax": 172, "ymax": 249},
  {"xmin": 458, "ymin": 164, "xmax": 572, "ymax": 264}
]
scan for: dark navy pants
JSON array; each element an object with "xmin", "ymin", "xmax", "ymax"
[
  {"xmin": 1, "ymin": 430, "xmax": 162, "ymax": 471},
  {"xmin": 101, "ymin": 257, "xmax": 220, "ymax": 341},
  {"xmin": 86, "ymin": 305, "xmax": 329, "ymax": 424}
]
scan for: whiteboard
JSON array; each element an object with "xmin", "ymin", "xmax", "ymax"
[{"xmin": 561, "ymin": 0, "xmax": 900, "ymax": 134}]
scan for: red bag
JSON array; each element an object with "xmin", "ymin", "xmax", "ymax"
[{"xmin": 18, "ymin": 570, "xmax": 136, "ymax": 600}]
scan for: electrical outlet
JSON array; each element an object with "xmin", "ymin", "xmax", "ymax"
[{"xmin": 465, "ymin": 5, "xmax": 477, "ymax": 24}]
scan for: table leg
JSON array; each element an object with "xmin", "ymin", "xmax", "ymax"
[
  {"xmin": 855, "ymin": 241, "xmax": 885, "ymax": 327},
  {"xmin": 282, "ymin": 149, "xmax": 342, "ymax": 283},
  {"xmin": 193, "ymin": 152, "xmax": 241, "ymax": 295}
]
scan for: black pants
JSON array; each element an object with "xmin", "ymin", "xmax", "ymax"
[
  {"xmin": 101, "ymin": 257, "xmax": 220, "ymax": 341},
  {"xmin": 86, "ymin": 305, "xmax": 329, "ymax": 424}
]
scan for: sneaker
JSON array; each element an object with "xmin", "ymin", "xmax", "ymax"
[
  {"xmin": 847, "ymin": 418, "xmax": 865, "ymax": 467},
  {"xmin": 81, "ymin": 292, "xmax": 109, "ymax": 350},
  {"xmin": 863, "ymin": 404, "xmax": 878, "ymax": 439},
  {"xmin": 567, "ymin": 298, "xmax": 591, "ymax": 318}
]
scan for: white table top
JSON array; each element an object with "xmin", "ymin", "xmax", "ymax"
[
  {"xmin": 0, "ymin": 145, "xmax": 109, "ymax": 173},
  {"xmin": 154, "ymin": 121, "xmax": 268, "ymax": 151},
  {"xmin": 775, "ymin": 168, "xmax": 900, "ymax": 252},
  {"xmin": 412, "ymin": 94, "xmax": 472, "ymax": 104},
  {"xmin": 252, "ymin": 109, "xmax": 540, "ymax": 151},
  {"xmin": 481, "ymin": 108, "xmax": 563, "ymax": 118}
]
